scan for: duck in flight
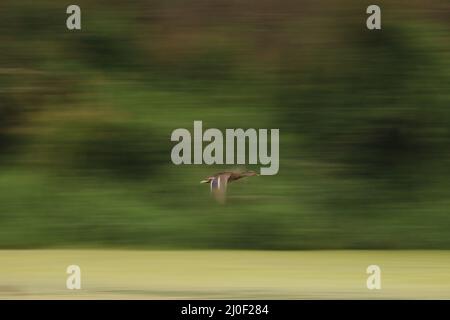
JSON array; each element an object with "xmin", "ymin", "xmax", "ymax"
[{"xmin": 200, "ymin": 170, "xmax": 259, "ymax": 204}]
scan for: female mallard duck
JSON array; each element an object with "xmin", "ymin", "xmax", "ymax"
[{"xmin": 200, "ymin": 170, "xmax": 258, "ymax": 204}]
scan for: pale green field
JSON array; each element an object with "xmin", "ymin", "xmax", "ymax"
[{"xmin": 0, "ymin": 250, "xmax": 449, "ymax": 299}]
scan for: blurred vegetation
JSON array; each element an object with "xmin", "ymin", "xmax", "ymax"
[{"xmin": 0, "ymin": 0, "xmax": 449, "ymax": 249}]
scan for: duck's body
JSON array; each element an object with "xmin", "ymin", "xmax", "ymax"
[{"xmin": 201, "ymin": 170, "xmax": 258, "ymax": 204}]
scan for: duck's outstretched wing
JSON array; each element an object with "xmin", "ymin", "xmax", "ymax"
[{"xmin": 210, "ymin": 173, "xmax": 231, "ymax": 204}]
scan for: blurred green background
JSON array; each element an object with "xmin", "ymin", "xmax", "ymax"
[{"xmin": 0, "ymin": 0, "xmax": 449, "ymax": 249}]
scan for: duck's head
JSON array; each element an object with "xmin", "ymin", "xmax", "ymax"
[{"xmin": 200, "ymin": 176, "xmax": 214, "ymax": 184}]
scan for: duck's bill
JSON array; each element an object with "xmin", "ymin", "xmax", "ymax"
[{"xmin": 200, "ymin": 180, "xmax": 209, "ymax": 183}]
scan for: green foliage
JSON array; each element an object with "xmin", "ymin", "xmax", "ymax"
[{"xmin": 0, "ymin": 0, "xmax": 449, "ymax": 249}]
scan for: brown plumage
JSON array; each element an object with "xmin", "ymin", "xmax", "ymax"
[{"xmin": 200, "ymin": 170, "xmax": 259, "ymax": 204}]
